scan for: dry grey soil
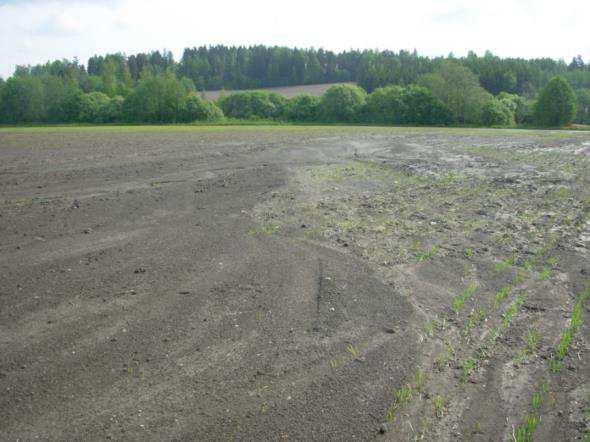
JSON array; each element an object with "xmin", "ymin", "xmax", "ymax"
[
  {"xmin": 201, "ymin": 82, "xmax": 355, "ymax": 101},
  {"xmin": 0, "ymin": 126, "xmax": 589, "ymax": 441}
]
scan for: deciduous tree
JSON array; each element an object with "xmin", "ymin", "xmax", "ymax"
[{"xmin": 534, "ymin": 76, "xmax": 577, "ymax": 127}]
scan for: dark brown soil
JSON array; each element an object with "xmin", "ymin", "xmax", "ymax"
[{"xmin": 0, "ymin": 126, "xmax": 588, "ymax": 441}]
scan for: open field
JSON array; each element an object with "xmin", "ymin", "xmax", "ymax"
[
  {"xmin": 0, "ymin": 125, "xmax": 589, "ymax": 440},
  {"xmin": 200, "ymin": 82, "xmax": 355, "ymax": 100}
]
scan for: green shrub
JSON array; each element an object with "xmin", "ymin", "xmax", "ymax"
[
  {"xmin": 218, "ymin": 91, "xmax": 285, "ymax": 120},
  {"xmin": 123, "ymin": 72, "xmax": 188, "ymax": 123},
  {"xmin": 574, "ymin": 88, "xmax": 590, "ymax": 124},
  {"xmin": 0, "ymin": 78, "xmax": 4, "ymax": 123},
  {"xmin": 182, "ymin": 94, "xmax": 223, "ymax": 122},
  {"xmin": 79, "ymin": 92, "xmax": 112, "ymax": 123},
  {"xmin": 363, "ymin": 85, "xmax": 451, "ymax": 125},
  {"xmin": 104, "ymin": 95, "xmax": 124, "ymax": 122},
  {"xmin": 481, "ymin": 98, "xmax": 514, "ymax": 126},
  {"xmin": 285, "ymin": 94, "xmax": 321, "ymax": 122},
  {"xmin": 419, "ymin": 61, "xmax": 492, "ymax": 124},
  {"xmin": 401, "ymin": 85, "xmax": 452, "ymax": 125},
  {"xmin": 534, "ymin": 76, "xmax": 577, "ymax": 127},
  {"xmin": 268, "ymin": 92, "xmax": 288, "ymax": 119},
  {"xmin": 364, "ymin": 85, "xmax": 405, "ymax": 124},
  {"xmin": 498, "ymin": 92, "xmax": 534, "ymax": 124},
  {"xmin": 320, "ymin": 84, "xmax": 367, "ymax": 122}
]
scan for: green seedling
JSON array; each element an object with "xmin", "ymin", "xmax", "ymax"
[
  {"xmin": 473, "ymin": 421, "xmax": 482, "ymax": 434},
  {"xmin": 489, "ymin": 326, "xmax": 501, "ymax": 343},
  {"xmin": 433, "ymin": 395, "xmax": 445, "ymax": 418},
  {"xmin": 550, "ymin": 288, "xmax": 589, "ymax": 371},
  {"xmin": 464, "ymin": 308, "xmax": 486, "ymax": 337},
  {"xmin": 414, "ymin": 369, "xmax": 426, "ymax": 390},
  {"xmin": 386, "ymin": 384, "xmax": 413, "ymax": 421},
  {"xmin": 512, "ymin": 269, "xmax": 527, "ymax": 285},
  {"xmin": 424, "ymin": 320, "xmax": 437, "ymax": 338},
  {"xmin": 515, "ymin": 415, "xmax": 540, "ymax": 442},
  {"xmin": 515, "ymin": 329, "xmax": 540, "ymax": 364},
  {"xmin": 522, "ymin": 260, "xmax": 534, "ymax": 271},
  {"xmin": 460, "ymin": 357, "xmax": 477, "ymax": 383},
  {"xmin": 501, "ymin": 295, "xmax": 525, "ymax": 329},
  {"xmin": 494, "ymin": 286, "xmax": 512, "ymax": 308},
  {"xmin": 416, "ymin": 245, "xmax": 439, "ymax": 262},
  {"xmin": 452, "ymin": 283, "xmax": 478, "ymax": 315},
  {"xmin": 531, "ymin": 381, "xmax": 549, "ymax": 410},
  {"xmin": 539, "ymin": 267, "xmax": 551, "ymax": 281},
  {"xmin": 385, "ymin": 367, "xmax": 427, "ymax": 422},
  {"xmin": 494, "ymin": 258, "xmax": 514, "ymax": 274},
  {"xmin": 526, "ymin": 329, "xmax": 540, "ymax": 354},
  {"xmin": 346, "ymin": 344, "xmax": 359, "ymax": 358},
  {"xmin": 546, "ymin": 256, "xmax": 558, "ymax": 267}
]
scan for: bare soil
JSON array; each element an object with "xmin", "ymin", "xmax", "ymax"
[
  {"xmin": 0, "ymin": 126, "xmax": 588, "ymax": 441},
  {"xmin": 200, "ymin": 82, "xmax": 355, "ymax": 100}
]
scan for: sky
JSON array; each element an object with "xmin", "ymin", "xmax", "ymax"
[{"xmin": 0, "ymin": 0, "xmax": 588, "ymax": 78}]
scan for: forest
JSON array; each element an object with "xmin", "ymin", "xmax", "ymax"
[{"xmin": 0, "ymin": 45, "xmax": 588, "ymax": 127}]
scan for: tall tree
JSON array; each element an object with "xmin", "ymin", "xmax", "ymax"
[
  {"xmin": 0, "ymin": 76, "xmax": 45, "ymax": 123},
  {"xmin": 123, "ymin": 72, "xmax": 188, "ymax": 123},
  {"xmin": 574, "ymin": 89, "xmax": 590, "ymax": 124},
  {"xmin": 534, "ymin": 76, "xmax": 577, "ymax": 126},
  {"xmin": 419, "ymin": 61, "xmax": 492, "ymax": 124}
]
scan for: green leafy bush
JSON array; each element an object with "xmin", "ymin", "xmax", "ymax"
[
  {"xmin": 106, "ymin": 96, "xmax": 125, "ymax": 123},
  {"xmin": 0, "ymin": 78, "xmax": 4, "ymax": 123},
  {"xmin": 218, "ymin": 91, "xmax": 286, "ymax": 120},
  {"xmin": 364, "ymin": 85, "xmax": 405, "ymax": 124},
  {"xmin": 285, "ymin": 94, "xmax": 321, "ymax": 122},
  {"xmin": 481, "ymin": 98, "xmax": 514, "ymax": 126},
  {"xmin": 123, "ymin": 72, "xmax": 189, "ymax": 123},
  {"xmin": 320, "ymin": 84, "xmax": 367, "ymax": 122},
  {"xmin": 364, "ymin": 85, "xmax": 451, "ymax": 125},
  {"xmin": 498, "ymin": 92, "xmax": 533, "ymax": 124},
  {"xmin": 574, "ymin": 88, "xmax": 590, "ymax": 124},
  {"xmin": 182, "ymin": 94, "xmax": 223, "ymax": 122},
  {"xmin": 79, "ymin": 92, "xmax": 112, "ymax": 123},
  {"xmin": 401, "ymin": 85, "xmax": 452, "ymax": 125},
  {"xmin": 419, "ymin": 61, "xmax": 492, "ymax": 124},
  {"xmin": 534, "ymin": 76, "xmax": 577, "ymax": 127}
]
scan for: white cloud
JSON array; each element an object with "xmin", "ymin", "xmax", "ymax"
[{"xmin": 0, "ymin": 0, "xmax": 588, "ymax": 78}]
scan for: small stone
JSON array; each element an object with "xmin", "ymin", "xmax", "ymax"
[{"xmin": 379, "ymin": 423, "xmax": 388, "ymax": 434}]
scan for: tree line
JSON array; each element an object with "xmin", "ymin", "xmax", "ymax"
[{"xmin": 0, "ymin": 46, "xmax": 587, "ymax": 126}]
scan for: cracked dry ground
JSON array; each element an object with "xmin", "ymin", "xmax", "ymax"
[{"xmin": 0, "ymin": 126, "xmax": 589, "ymax": 441}]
